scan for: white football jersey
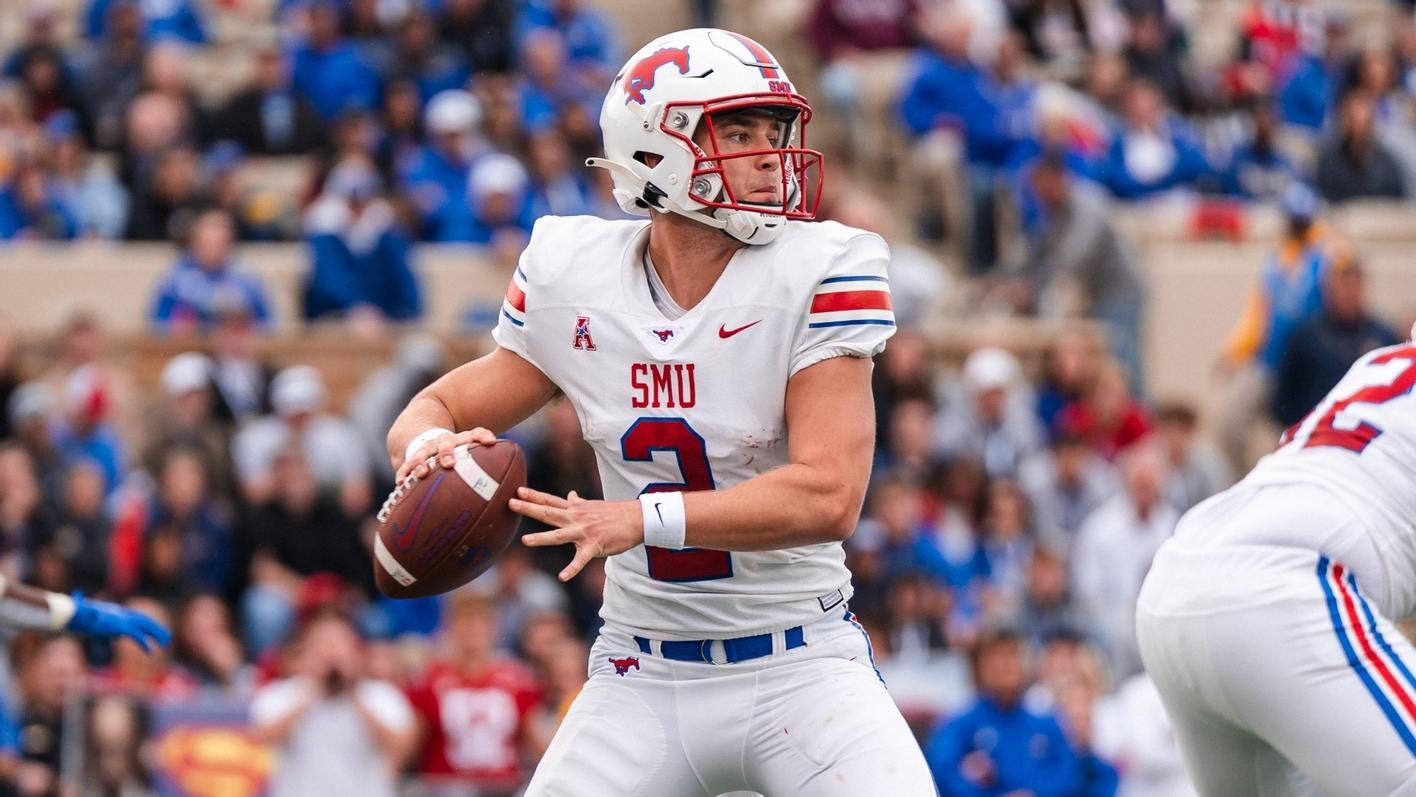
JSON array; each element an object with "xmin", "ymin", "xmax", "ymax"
[
  {"xmin": 1244, "ymin": 341, "xmax": 1416, "ymax": 616},
  {"xmin": 492, "ymin": 215, "xmax": 894, "ymax": 639}
]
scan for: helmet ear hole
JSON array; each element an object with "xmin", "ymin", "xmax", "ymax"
[{"xmin": 633, "ymin": 151, "xmax": 664, "ymax": 168}]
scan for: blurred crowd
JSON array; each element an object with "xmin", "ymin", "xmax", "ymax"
[{"xmin": 0, "ymin": 0, "xmax": 1412, "ymax": 796}]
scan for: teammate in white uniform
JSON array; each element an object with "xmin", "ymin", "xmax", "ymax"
[
  {"xmin": 1138, "ymin": 335, "xmax": 1416, "ymax": 796},
  {"xmin": 387, "ymin": 27, "xmax": 935, "ymax": 797}
]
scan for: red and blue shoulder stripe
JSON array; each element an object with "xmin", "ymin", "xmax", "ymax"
[
  {"xmin": 501, "ymin": 266, "xmax": 528, "ymax": 328},
  {"xmin": 808, "ymin": 275, "xmax": 894, "ymax": 329}
]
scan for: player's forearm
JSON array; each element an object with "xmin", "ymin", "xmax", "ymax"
[
  {"xmin": 0, "ymin": 578, "xmax": 76, "ymax": 631},
  {"xmin": 386, "ymin": 393, "xmax": 459, "ymax": 467},
  {"xmin": 386, "ymin": 348, "xmax": 558, "ymax": 470},
  {"xmin": 680, "ymin": 462, "xmax": 865, "ymax": 551}
]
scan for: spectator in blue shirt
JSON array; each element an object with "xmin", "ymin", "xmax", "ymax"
[
  {"xmin": 517, "ymin": 28, "xmax": 602, "ymax": 135},
  {"xmin": 1098, "ymin": 79, "xmax": 1212, "ymax": 200},
  {"xmin": 526, "ymin": 129, "xmax": 593, "ymax": 220},
  {"xmin": 288, "ymin": 0, "xmax": 382, "ymax": 120},
  {"xmin": 304, "ymin": 158, "xmax": 421, "ymax": 322},
  {"xmin": 53, "ymin": 365, "xmax": 127, "ymax": 496},
  {"xmin": 466, "ymin": 152, "xmax": 535, "ymax": 248},
  {"xmin": 400, "ymin": 89, "xmax": 485, "ymax": 241},
  {"xmin": 85, "ymin": 0, "xmax": 207, "ymax": 44},
  {"xmin": 517, "ymin": 0, "xmax": 618, "ymax": 79},
  {"xmin": 899, "ymin": 22, "xmax": 1035, "ymax": 271},
  {"xmin": 377, "ymin": 10, "xmax": 470, "ymax": 103},
  {"xmin": 0, "ymin": 163, "xmax": 79, "ymax": 240},
  {"xmin": 150, "ymin": 208, "xmax": 273, "ymax": 334},
  {"xmin": 1221, "ymin": 100, "xmax": 1297, "ymax": 200},
  {"xmin": 926, "ymin": 628, "xmax": 1081, "ymax": 796}
]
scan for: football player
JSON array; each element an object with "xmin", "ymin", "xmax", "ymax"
[
  {"xmin": 388, "ymin": 27, "xmax": 934, "ymax": 796},
  {"xmin": 1139, "ymin": 329, "xmax": 1416, "ymax": 796}
]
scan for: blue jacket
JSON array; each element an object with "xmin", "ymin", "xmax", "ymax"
[
  {"xmin": 899, "ymin": 51, "xmax": 1033, "ymax": 168},
  {"xmin": 1222, "ymin": 141, "xmax": 1297, "ymax": 199},
  {"xmin": 149, "ymin": 257, "xmax": 273, "ymax": 331},
  {"xmin": 1098, "ymin": 122, "xmax": 1212, "ymax": 199},
  {"xmin": 305, "ymin": 228, "xmax": 421, "ymax": 321},
  {"xmin": 55, "ymin": 423, "xmax": 126, "ymax": 496},
  {"xmin": 925, "ymin": 696, "xmax": 1081, "ymax": 797},
  {"xmin": 399, "ymin": 145, "xmax": 476, "ymax": 242},
  {"xmin": 1279, "ymin": 55, "xmax": 1336, "ymax": 132},
  {"xmin": 290, "ymin": 41, "xmax": 382, "ymax": 120},
  {"xmin": 516, "ymin": 3, "xmax": 618, "ymax": 68},
  {"xmin": 85, "ymin": 0, "xmax": 207, "ymax": 43},
  {"xmin": 0, "ymin": 183, "xmax": 77, "ymax": 240}
]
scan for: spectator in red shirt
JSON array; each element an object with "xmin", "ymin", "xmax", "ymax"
[
  {"xmin": 89, "ymin": 597, "xmax": 199, "ymax": 701},
  {"xmin": 406, "ymin": 589, "xmax": 542, "ymax": 796},
  {"xmin": 1054, "ymin": 359, "xmax": 1152, "ymax": 460}
]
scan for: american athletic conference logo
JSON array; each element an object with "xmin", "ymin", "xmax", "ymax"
[{"xmin": 572, "ymin": 315, "xmax": 597, "ymax": 351}]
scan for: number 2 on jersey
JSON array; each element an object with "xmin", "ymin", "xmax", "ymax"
[
  {"xmin": 620, "ymin": 418, "xmax": 733, "ymax": 582},
  {"xmin": 1285, "ymin": 346, "xmax": 1416, "ymax": 453}
]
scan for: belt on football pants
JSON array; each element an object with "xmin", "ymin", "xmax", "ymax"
[{"xmin": 633, "ymin": 625, "xmax": 806, "ymax": 664}]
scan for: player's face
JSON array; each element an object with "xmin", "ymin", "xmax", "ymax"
[{"xmin": 696, "ymin": 112, "xmax": 784, "ymax": 207}]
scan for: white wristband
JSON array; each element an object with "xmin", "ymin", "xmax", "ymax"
[
  {"xmin": 404, "ymin": 427, "xmax": 454, "ymax": 465},
  {"xmin": 640, "ymin": 492, "xmax": 687, "ymax": 550}
]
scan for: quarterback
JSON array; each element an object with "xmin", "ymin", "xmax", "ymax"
[
  {"xmin": 388, "ymin": 27, "xmax": 935, "ymax": 797},
  {"xmin": 1138, "ymin": 332, "xmax": 1416, "ymax": 796}
]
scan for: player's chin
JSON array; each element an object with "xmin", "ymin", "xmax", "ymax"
[{"xmin": 742, "ymin": 194, "xmax": 783, "ymax": 209}]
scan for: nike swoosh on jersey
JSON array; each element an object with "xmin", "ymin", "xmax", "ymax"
[{"xmin": 718, "ymin": 320, "xmax": 762, "ymax": 338}]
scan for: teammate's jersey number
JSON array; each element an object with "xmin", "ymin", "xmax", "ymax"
[
  {"xmin": 620, "ymin": 418, "xmax": 733, "ymax": 582},
  {"xmin": 1285, "ymin": 346, "xmax": 1416, "ymax": 453}
]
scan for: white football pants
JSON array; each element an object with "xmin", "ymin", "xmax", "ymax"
[
  {"xmin": 524, "ymin": 609, "xmax": 937, "ymax": 797},
  {"xmin": 1138, "ymin": 483, "xmax": 1416, "ymax": 797}
]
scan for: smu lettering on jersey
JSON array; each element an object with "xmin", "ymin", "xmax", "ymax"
[
  {"xmin": 1245, "ymin": 341, "xmax": 1416, "ymax": 617},
  {"xmin": 492, "ymin": 215, "xmax": 894, "ymax": 639}
]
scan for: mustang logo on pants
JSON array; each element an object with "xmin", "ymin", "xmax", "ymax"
[{"xmin": 608, "ymin": 656, "xmax": 641, "ymax": 676}]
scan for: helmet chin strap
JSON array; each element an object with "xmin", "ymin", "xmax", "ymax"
[{"xmin": 587, "ymin": 156, "xmax": 786, "ymax": 245}]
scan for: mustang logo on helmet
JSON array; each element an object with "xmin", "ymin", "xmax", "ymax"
[{"xmin": 622, "ymin": 46, "xmax": 691, "ymax": 105}]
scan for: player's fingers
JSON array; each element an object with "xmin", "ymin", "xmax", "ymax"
[
  {"xmin": 403, "ymin": 446, "xmax": 435, "ymax": 481},
  {"xmin": 138, "ymin": 615, "xmax": 172, "ymax": 648},
  {"xmin": 124, "ymin": 629, "xmax": 154, "ymax": 654},
  {"xmin": 566, "ymin": 490, "xmax": 585, "ymax": 504},
  {"xmin": 435, "ymin": 437, "xmax": 461, "ymax": 469},
  {"xmin": 558, "ymin": 543, "xmax": 597, "ymax": 582},
  {"xmin": 515, "ymin": 486, "xmax": 571, "ymax": 509},
  {"xmin": 520, "ymin": 525, "xmax": 580, "ymax": 547},
  {"xmin": 509, "ymin": 498, "xmax": 574, "ymax": 528},
  {"xmin": 468, "ymin": 427, "xmax": 497, "ymax": 446}
]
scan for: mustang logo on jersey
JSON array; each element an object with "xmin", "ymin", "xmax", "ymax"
[
  {"xmin": 652, "ymin": 328, "xmax": 675, "ymax": 343},
  {"xmin": 631, "ymin": 363, "xmax": 696, "ymax": 408},
  {"xmin": 622, "ymin": 47, "xmax": 690, "ymax": 105},
  {"xmin": 609, "ymin": 656, "xmax": 641, "ymax": 676},
  {"xmin": 573, "ymin": 315, "xmax": 597, "ymax": 351}
]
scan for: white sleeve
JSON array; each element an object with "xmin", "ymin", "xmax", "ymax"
[
  {"xmin": 789, "ymin": 233, "xmax": 897, "ymax": 377},
  {"xmin": 491, "ymin": 247, "xmax": 536, "ymax": 368},
  {"xmin": 355, "ymin": 681, "xmax": 415, "ymax": 733},
  {"xmin": 250, "ymin": 679, "xmax": 306, "ymax": 725}
]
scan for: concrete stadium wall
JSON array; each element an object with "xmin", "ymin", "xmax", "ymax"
[{"xmin": 4, "ymin": 201, "xmax": 1416, "ymax": 414}]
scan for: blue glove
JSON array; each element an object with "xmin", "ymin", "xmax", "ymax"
[{"xmin": 65, "ymin": 593, "xmax": 172, "ymax": 652}]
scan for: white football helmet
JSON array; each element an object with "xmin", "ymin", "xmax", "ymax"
[{"xmin": 588, "ymin": 28, "xmax": 823, "ymax": 245}]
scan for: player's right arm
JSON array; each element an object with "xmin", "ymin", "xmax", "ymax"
[
  {"xmin": 0, "ymin": 577, "xmax": 169, "ymax": 651},
  {"xmin": 387, "ymin": 346, "xmax": 557, "ymax": 482}
]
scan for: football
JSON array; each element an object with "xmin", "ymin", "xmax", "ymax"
[{"xmin": 373, "ymin": 440, "xmax": 527, "ymax": 598}]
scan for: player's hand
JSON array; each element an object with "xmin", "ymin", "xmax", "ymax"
[
  {"xmin": 65, "ymin": 593, "xmax": 172, "ymax": 653},
  {"xmin": 396, "ymin": 427, "xmax": 497, "ymax": 483},
  {"xmin": 513, "ymin": 488, "xmax": 643, "ymax": 582}
]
